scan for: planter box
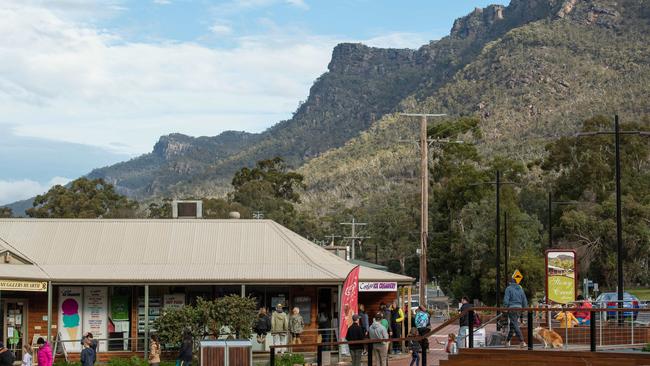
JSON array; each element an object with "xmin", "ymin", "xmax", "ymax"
[{"xmin": 201, "ymin": 340, "xmax": 252, "ymax": 366}]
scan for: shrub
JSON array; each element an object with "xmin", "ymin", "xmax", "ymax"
[{"xmin": 275, "ymin": 353, "xmax": 305, "ymax": 366}]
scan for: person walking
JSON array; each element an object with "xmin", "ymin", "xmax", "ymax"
[
  {"xmin": 457, "ymin": 296, "xmax": 472, "ymax": 349},
  {"xmin": 289, "ymin": 307, "xmax": 305, "ymax": 345},
  {"xmin": 178, "ymin": 333, "xmax": 193, "ymax": 366},
  {"xmin": 414, "ymin": 306, "xmax": 430, "ymax": 352},
  {"xmin": 22, "ymin": 344, "xmax": 33, "ymax": 366},
  {"xmin": 0, "ymin": 342, "xmax": 15, "ymax": 366},
  {"xmin": 271, "ymin": 304, "xmax": 289, "ymax": 354},
  {"xmin": 346, "ymin": 315, "xmax": 365, "ymax": 366},
  {"xmin": 503, "ymin": 278, "xmax": 528, "ymax": 348},
  {"xmin": 368, "ymin": 313, "xmax": 389, "ymax": 366},
  {"xmin": 80, "ymin": 339, "xmax": 96, "ymax": 366},
  {"xmin": 148, "ymin": 335, "xmax": 161, "ymax": 366},
  {"xmin": 390, "ymin": 302, "xmax": 405, "ymax": 354},
  {"xmin": 407, "ymin": 328, "xmax": 421, "ymax": 366},
  {"xmin": 36, "ymin": 338, "xmax": 53, "ymax": 366}
]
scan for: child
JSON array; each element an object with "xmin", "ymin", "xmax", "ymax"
[
  {"xmin": 407, "ymin": 328, "xmax": 422, "ymax": 366},
  {"xmin": 80, "ymin": 339, "xmax": 96, "ymax": 366},
  {"xmin": 22, "ymin": 344, "xmax": 33, "ymax": 366},
  {"xmin": 437, "ymin": 333, "xmax": 458, "ymax": 354}
]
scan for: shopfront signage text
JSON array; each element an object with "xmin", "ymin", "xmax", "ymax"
[
  {"xmin": 0, "ymin": 280, "xmax": 47, "ymax": 292},
  {"xmin": 358, "ymin": 282, "xmax": 397, "ymax": 292}
]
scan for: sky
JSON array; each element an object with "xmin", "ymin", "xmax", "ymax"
[{"xmin": 0, "ymin": 0, "xmax": 503, "ymax": 205}]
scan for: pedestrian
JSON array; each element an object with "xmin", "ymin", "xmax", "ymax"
[
  {"xmin": 380, "ymin": 303, "xmax": 392, "ymax": 332},
  {"xmin": 573, "ymin": 295, "xmax": 592, "ymax": 325},
  {"xmin": 0, "ymin": 342, "xmax": 15, "ymax": 366},
  {"xmin": 149, "ymin": 334, "xmax": 161, "ymax": 366},
  {"xmin": 503, "ymin": 278, "xmax": 528, "ymax": 348},
  {"xmin": 390, "ymin": 302, "xmax": 404, "ymax": 354},
  {"xmin": 80, "ymin": 339, "xmax": 96, "ymax": 366},
  {"xmin": 22, "ymin": 344, "xmax": 33, "ymax": 366},
  {"xmin": 380, "ymin": 312, "xmax": 390, "ymax": 333},
  {"xmin": 81, "ymin": 333, "xmax": 98, "ymax": 353},
  {"xmin": 358, "ymin": 304, "xmax": 370, "ymax": 334},
  {"xmin": 346, "ymin": 314, "xmax": 365, "ymax": 366},
  {"xmin": 177, "ymin": 333, "xmax": 193, "ymax": 366},
  {"xmin": 407, "ymin": 328, "xmax": 421, "ymax": 366},
  {"xmin": 414, "ymin": 306, "xmax": 430, "ymax": 352},
  {"xmin": 271, "ymin": 303, "xmax": 289, "ymax": 354},
  {"xmin": 254, "ymin": 307, "xmax": 272, "ymax": 344},
  {"xmin": 36, "ymin": 338, "xmax": 53, "ymax": 366},
  {"xmin": 368, "ymin": 313, "xmax": 389, "ymax": 366},
  {"xmin": 457, "ymin": 296, "xmax": 472, "ymax": 349},
  {"xmin": 289, "ymin": 307, "xmax": 305, "ymax": 345}
]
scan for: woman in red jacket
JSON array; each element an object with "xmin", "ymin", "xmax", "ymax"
[{"xmin": 573, "ymin": 295, "xmax": 592, "ymax": 325}]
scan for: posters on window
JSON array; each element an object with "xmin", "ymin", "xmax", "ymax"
[
  {"xmin": 83, "ymin": 287, "xmax": 108, "ymax": 352},
  {"xmin": 58, "ymin": 287, "xmax": 83, "ymax": 352}
]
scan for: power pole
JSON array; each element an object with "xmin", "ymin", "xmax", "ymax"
[
  {"xmin": 576, "ymin": 114, "xmax": 650, "ymax": 307},
  {"xmin": 341, "ymin": 217, "xmax": 369, "ymax": 260},
  {"xmin": 401, "ymin": 113, "xmax": 447, "ymax": 306},
  {"xmin": 324, "ymin": 234, "xmax": 341, "ymax": 246}
]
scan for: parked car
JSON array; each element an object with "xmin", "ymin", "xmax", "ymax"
[{"xmin": 595, "ymin": 292, "xmax": 641, "ymax": 320}]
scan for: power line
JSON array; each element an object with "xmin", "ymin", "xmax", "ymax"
[{"xmin": 340, "ymin": 217, "xmax": 370, "ymax": 260}]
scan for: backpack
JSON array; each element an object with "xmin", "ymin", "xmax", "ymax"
[{"xmin": 415, "ymin": 311, "xmax": 429, "ymax": 328}]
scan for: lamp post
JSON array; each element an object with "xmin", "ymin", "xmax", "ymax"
[{"xmin": 576, "ymin": 114, "xmax": 650, "ymax": 306}]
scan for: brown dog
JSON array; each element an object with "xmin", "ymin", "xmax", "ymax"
[{"xmin": 533, "ymin": 327, "xmax": 563, "ymax": 349}]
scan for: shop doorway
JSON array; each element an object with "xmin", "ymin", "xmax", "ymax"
[
  {"xmin": 317, "ymin": 288, "xmax": 336, "ymax": 347},
  {"xmin": 1, "ymin": 299, "xmax": 28, "ymax": 362}
]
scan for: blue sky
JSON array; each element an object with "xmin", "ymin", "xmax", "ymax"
[{"xmin": 0, "ymin": 0, "xmax": 504, "ymax": 205}]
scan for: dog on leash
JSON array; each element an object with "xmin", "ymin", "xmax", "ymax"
[{"xmin": 533, "ymin": 327, "xmax": 563, "ymax": 349}]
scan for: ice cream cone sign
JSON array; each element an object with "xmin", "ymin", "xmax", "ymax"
[{"xmin": 62, "ymin": 299, "xmax": 80, "ymax": 343}]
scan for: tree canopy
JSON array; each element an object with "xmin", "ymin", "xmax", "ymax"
[{"xmin": 26, "ymin": 177, "xmax": 138, "ymax": 218}]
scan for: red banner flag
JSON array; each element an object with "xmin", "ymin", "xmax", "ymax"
[{"xmin": 339, "ymin": 265, "xmax": 360, "ymax": 340}]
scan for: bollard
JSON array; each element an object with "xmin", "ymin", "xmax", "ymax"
[
  {"xmin": 270, "ymin": 347, "xmax": 275, "ymax": 366},
  {"xmin": 421, "ymin": 339, "xmax": 428, "ymax": 366},
  {"xmin": 590, "ymin": 310, "xmax": 596, "ymax": 352},
  {"xmin": 317, "ymin": 344, "xmax": 323, "ymax": 366},
  {"xmin": 468, "ymin": 310, "xmax": 474, "ymax": 349},
  {"xmin": 367, "ymin": 343, "xmax": 373, "ymax": 365},
  {"xmin": 527, "ymin": 311, "xmax": 533, "ymax": 350}
]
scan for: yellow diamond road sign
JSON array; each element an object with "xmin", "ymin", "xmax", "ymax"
[{"xmin": 512, "ymin": 270, "xmax": 523, "ymax": 284}]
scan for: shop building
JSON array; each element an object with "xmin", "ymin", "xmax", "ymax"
[{"xmin": 0, "ymin": 219, "xmax": 412, "ymax": 360}]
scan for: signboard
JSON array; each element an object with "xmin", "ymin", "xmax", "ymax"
[
  {"xmin": 512, "ymin": 270, "xmax": 523, "ymax": 284},
  {"xmin": 163, "ymin": 294, "xmax": 185, "ymax": 310},
  {"xmin": 83, "ymin": 287, "xmax": 108, "ymax": 352},
  {"xmin": 358, "ymin": 282, "xmax": 397, "ymax": 292},
  {"xmin": 0, "ymin": 280, "xmax": 47, "ymax": 292},
  {"xmin": 110, "ymin": 296, "xmax": 130, "ymax": 321},
  {"xmin": 293, "ymin": 296, "xmax": 312, "ymax": 325},
  {"xmin": 546, "ymin": 250, "xmax": 577, "ymax": 305},
  {"xmin": 58, "ymin": 287, "xmax": 83, "ymax": 352}
]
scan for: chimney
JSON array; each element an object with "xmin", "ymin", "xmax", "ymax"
[{"xmin": 172, "ymin": 200, "xmax": 203, "ymax": 219}]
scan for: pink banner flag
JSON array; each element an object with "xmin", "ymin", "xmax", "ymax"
[{"xmin": 339, "ymin": 265, "xmax": 360, "ymax": 340}]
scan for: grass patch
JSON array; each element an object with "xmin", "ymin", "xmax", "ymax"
[{"xmin": 627, "ymin": 288, "xmax": 650, "ymax": 301}]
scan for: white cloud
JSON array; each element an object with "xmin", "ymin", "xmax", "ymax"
[
  {"xmin": 363, "ymin": 32, "xmax": 430, "ymax": 49},
  {"xmin": 153, "ymin": 0, "xmax": 171, "ymax": 4},
  {"xmin": 285, "ymin": 0, "xmax": 308, "ymax": 10},
  {"xmin": 209, "ymin": 22, "xmax": 233, "ymax": 35},
  {"xmin": 0, "ymin": 177, "xmax": 71, "ymax": 205},
  {"xmin": 0, "ymin": 2, "xmax": 334, "ymax": 155}
]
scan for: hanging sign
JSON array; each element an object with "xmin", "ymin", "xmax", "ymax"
[
  {"xmin": 83, "ymin": 287, "xmax": 108, "ymax": 352},
  {"xmin": 59, "ymin": 287, "xmax": 83, "ymax": 352},
  {"xmin": 0, "ymin": 280, "xmax": 47, "ymax": 292},
  {"xmin": 546, "ymin": 250, "xmax": 578, "ymax": 305}
]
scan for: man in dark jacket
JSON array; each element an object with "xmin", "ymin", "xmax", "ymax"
[
  {"xmin": 178, "ymin": 333, "xmax": 193, "ymax": 366},
  {"xmin": 503, "ymin": 278, "xmax": 528, "ymax": 347},
  {"xmin": 346, "ymin": 315, "xmax": 365, "ymax": 366},
  {"xmin": 458, "ymin": 296, "xmax": 472, "ymax": 349},
  {"xmin": 0, "ymin": 342, "xmax": 15, "ymax": 366},
  {"xmin": 80, "ymin": 339, "xmax": 96, "ymax": 366}
]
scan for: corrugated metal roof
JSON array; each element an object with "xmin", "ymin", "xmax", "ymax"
[{"xmin": 0, "ymin": 219, "xmax": 413, "ymax": 284}]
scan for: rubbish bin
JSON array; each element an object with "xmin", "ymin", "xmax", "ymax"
[{"xmin": 200, "ymin": 340, "xmax": 252, "ymax": 366}]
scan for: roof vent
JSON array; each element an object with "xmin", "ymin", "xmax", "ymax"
[
  {"xmin": 228, "ymin": 211, "xmax": 241, "ymax": 219},
  {"xmin": 172, "ymin": 200, "xmax": 203, "ymax": 219}
]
